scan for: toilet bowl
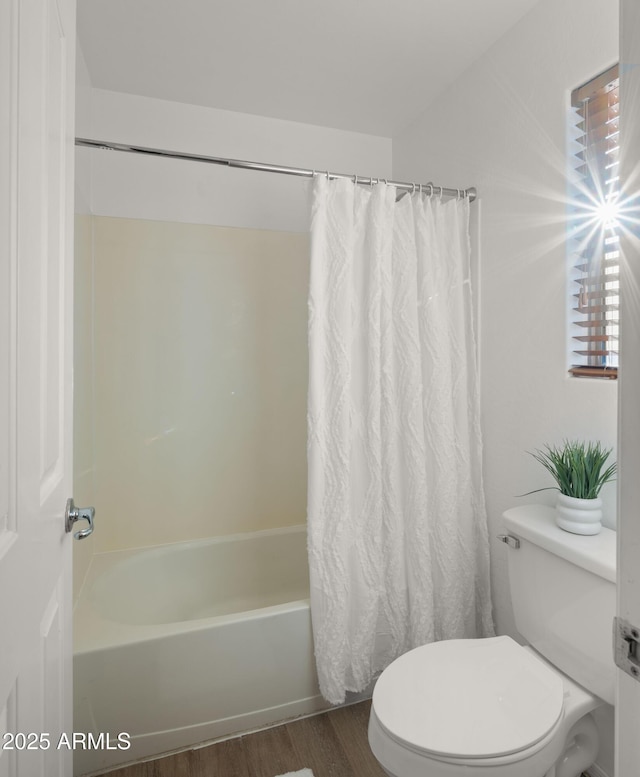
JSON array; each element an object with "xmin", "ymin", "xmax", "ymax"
[
  {"xmin": 368, "ymin": 505, "xmax": 616, "ymax": 777},
  {"xmin": 368, "ymin": 636, "xmax": 601, "ymax": 777}
]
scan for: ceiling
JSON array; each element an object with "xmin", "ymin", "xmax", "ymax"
[{"xmin": 77, "ymin": 0, "xmax": 542, "ymax": 137}]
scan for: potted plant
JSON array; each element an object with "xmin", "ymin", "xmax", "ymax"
[{"xmin": 525, "ymin": 440, "xmax": 616, "ymax": 535}]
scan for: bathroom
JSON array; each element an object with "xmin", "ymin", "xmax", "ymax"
[{"xmin": 70, "ymin": 0, "xmax": 633, "ymax": 775}]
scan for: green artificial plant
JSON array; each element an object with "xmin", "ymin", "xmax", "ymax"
[{"xmin": 525, "ymin": 439, "xmax": 616, "ymax": 500}]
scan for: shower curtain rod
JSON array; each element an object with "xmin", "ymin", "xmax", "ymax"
[{"xmin": 75, "ymin": 137, "xmax": 477, "ymax": 202}]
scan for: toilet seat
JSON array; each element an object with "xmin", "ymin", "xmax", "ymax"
[{"xmin": 372, "ymin": 636, "xmax": 565, "ymax": 761}]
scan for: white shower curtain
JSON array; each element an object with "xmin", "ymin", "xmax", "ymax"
[{"xmin": 307, "ymin": 175, "xmax": 494, "ymax": 705}]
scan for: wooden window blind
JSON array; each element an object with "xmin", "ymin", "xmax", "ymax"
[{"xmin": 569, "ymin": 64, "xmax": 619, "ymax": 379}]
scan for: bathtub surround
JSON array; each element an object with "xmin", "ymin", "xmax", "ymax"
[
  {"xmin": 88, "ymin": 216, "xmax": 309, "ymax": 552},
  {"xmin": 308, "ymin": 177, "xmax": 493, "ymax": 705}
]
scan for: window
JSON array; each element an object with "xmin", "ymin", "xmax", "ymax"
[{"xmin": 568, "ymin": 65, "xmax": 619, "ymax": 379}]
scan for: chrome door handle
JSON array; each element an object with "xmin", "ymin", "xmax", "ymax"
[{"xmin": 65, "ymin": 498, "xmax": 95, "ymax": 540}]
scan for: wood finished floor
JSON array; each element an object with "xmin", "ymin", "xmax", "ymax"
[{"xmin": 96, "ymin": 700, "xmax": 386, "ymax": 777}]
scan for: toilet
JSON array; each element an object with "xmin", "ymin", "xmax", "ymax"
[{"xmin": 368, "ymin": 504, "xmax": 616, "ymax": 777}]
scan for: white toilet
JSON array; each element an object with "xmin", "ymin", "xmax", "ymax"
[{"xmin": 368, "ymin": 504, "xmax": 616, "ymax": 777}]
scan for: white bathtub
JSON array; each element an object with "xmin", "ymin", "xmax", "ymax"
[{"xmin": 73, "ymin": 525, "xmax": 328, "ymax": 776}]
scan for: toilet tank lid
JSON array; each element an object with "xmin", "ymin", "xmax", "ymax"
[{"xmin": 503, "ymin": 505, "xmax": 616, "ymax": 583}]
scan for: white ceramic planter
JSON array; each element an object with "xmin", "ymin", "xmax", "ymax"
[{"xmin": 555, "ymin": 494, "xmax": 603, "ymax": 535}]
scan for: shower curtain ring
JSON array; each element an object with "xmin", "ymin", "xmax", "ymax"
[
  {"xmin": 325, "ymin": 171, "xmax": 330, "ymax": 180},
  {"xmin": 428, "ymin": 184, "xmax": 434, "ymax": 197}
]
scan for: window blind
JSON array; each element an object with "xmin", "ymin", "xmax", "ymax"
[{"xmin": 569, "ymin": 65, "xmax": 619, "ymax": 379}]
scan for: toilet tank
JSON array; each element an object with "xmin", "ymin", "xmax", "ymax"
[{"xmin": 502, "ymin": 504, "xmax": 616, "ymax": 705}]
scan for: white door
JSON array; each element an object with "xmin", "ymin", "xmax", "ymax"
[
  {"xmin": 617, "ymin": 0, "xmax": 640, "ymax": 772},
  {"xmin": 0, "ymin": 0, "xmax": 76, "ymax": 775}
]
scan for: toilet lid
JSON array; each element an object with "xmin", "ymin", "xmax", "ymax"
[{"xmin": 372, "ymin": 636, "xmax": 565, "ymax": 760}]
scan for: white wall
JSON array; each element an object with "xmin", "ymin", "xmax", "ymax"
[
  {"xmin": 394, "ymin": 0, "xmax": 618, "ymax": 635},
  {"xmin": 393, "ymin": 1, "xmax": 617, "ymax": 773},
  {"xmin": 77, "ymin": 88, "xmax": 392, "ymax": 231}
]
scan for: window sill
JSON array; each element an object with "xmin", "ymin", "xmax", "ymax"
[{"xmin": 568, "ymin": 366, "xmax": 618, "ymax": 380}]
